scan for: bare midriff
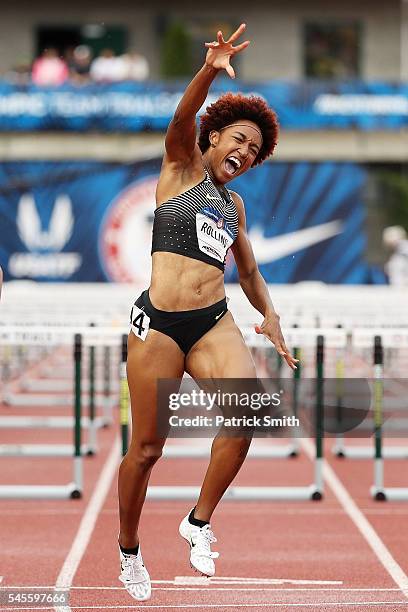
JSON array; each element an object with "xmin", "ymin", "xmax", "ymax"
[{"xmin": 149, "ymin": 252, "xmax": 225, "ymax": 311}]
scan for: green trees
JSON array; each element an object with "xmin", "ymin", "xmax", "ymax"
[
  {"xmin": 378, "ymin": 170, "xmax": 408, "ymax": 229},
  {"xmin": 161, "ymin": 22, "xmax": 192, "ymax": 79}
]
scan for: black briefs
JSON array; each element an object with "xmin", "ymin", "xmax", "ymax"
[{"xmin": 130, "ymin": 290, "xmax": 228, "ymax": 355}]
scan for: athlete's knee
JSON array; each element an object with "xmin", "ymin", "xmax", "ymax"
[
  {"xmin": 214, "ymin": 434, "xmax": 252, "ymax": 459},
  {"xmin": 129, "ymin": 441, "xmax": 164, "ymax": 469}
]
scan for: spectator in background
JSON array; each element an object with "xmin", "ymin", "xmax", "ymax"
[
  {"xmin": 5, "ymin": 58, "xmax": 31, "ymax": 85},
  {"xmin": 64, "ymin": 46, "xmax": 75, "ymax": 72},
  {"xmin": 32, "ymin": 48, "xmax": 68, "ymax": 86},
  {"xmin": 69, "ymin": 45, "xmax": 92, "ymax": 84},
  {"xmin": 120, "ymin": 50, "xmax": 149, "ymax": 81},
  {"xmin": 383, "ymin": 225, "xmax": 408, "ymax": 286},
  {"xmin": 90, "ymin": 48, "xmax": 124, "ymax": 82}
]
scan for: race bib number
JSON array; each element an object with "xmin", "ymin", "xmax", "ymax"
[
  {"xmin": 130, "ymin": 305, "xmax": 150, "ymax": 341},
  {"xmin": 196, "ymin": 206, "xmax": 234, "ymax": 263}
]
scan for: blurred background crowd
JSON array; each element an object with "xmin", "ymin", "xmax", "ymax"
[
  {"xmin": 2, "ymin": 16, "xmax": 364, "ymax": 86},
  {"xmin": 7, "ymin": 46, "xmax": 149, "ymax": 86}
]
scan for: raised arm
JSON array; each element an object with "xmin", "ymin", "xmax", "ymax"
[
  {"xmin": 164, "ymin": 24, "xmax": 250, "ymax": 165},
  {"xmin": 231, "ymin": 192, "xmax": 299, "ymax": 371}
]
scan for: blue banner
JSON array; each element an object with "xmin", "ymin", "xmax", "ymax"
[
  {"xmin": 0, "ymin": 159, "xmax": 385, "ymax": 284},
  {"xmin": 0, "ymin": 80, "xmax": 407, "ymax": 131}
]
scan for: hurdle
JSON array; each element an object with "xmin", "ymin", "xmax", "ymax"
[
  {"xmin": 120, "ymin": 334, "xmax": 130, "ymax": 458},
  {"xmin": 3, "ymin": 341, "xmax": 116, "ymax": 429},
  {"xmin": 0, "ymin": 343, "xmax": 50, "ymax": 389},
  {"xmin": 0, "ymin": 334, "xmax": 83, "ymax": 499},
  {"xmin": 246, "ymin": 324, "xmax": 301, "ymax": 458},
  {"xmin": 120, "ymin": 327, "xmax": 347, "ymax": 501},
  {"xmin": 2, "ymin": 392, "xmax": 115, "ymax": 411},
  {"xmin": 287, "ymin": 323, "xmax": 302, "ymax": 458},
  {"xmin": 333, "ymin": 328, "xmax": 408, "ymax": 463},
  {"xmin": 0, "ymin": 326, "xmax": 126, "ymax": 496},
  {"xmin": 351, "ymin": 329, "xmax": 408, "ymax": 501},
  {"xmin": 0, "ymin": 326, "xmax": 118, "ymax": 456}
]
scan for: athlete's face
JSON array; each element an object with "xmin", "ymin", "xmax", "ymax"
[{"xmin": 208, "ymin": 120, "xmax": 262, "ymax": 184}]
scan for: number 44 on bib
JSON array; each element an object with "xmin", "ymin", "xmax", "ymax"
[{"xmin": 130, "ymin": 305, "xmax": 150, "ymax": 341}]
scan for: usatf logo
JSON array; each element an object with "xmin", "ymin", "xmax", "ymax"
[
  {"xmin": 216, "ymin": 217, "xmax": 224, "ymax": 229},
  {"xmin": 99, "ymin": 175, "xmax": 159, "ymax": 283},
  {"xmin": 8, "ymin": 194, "xmax": 82, "ymax": 279}
]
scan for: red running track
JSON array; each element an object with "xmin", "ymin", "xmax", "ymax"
[{"xmin": 1, "ymin": 353, "xmax": 408, "ymax": 611}]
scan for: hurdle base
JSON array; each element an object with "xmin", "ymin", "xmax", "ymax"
[
  {"xmin": 0, "ymin": 444, "xmax": 94, "ymax": 457},
  {"xmin": 311, "ymin": 489, "xmax": 323, "ymax": 501},
  {"xmin": 146, "ymin": 485, "xmax": 319, "ymax": 501},
  {"xmin": 371, "ymin": 486, "xmax": 408, "ymax": 501},
  {"xmin": 0, "ymin": 416, "xmax": 107, "ymax": 429},
  {"xmin": 334, "ymin": 446, "xmax": 408, "ymax": 460},
  {"xmin": 371, "ymin": 487, "xmax": 387, "ymax": 501},
  {"xmin": 163, "ymin": 444, "xmax": 299, "ymax": 459},
  {"xmin": 0, "ymin": 483, "xmax": 81, "ymax": 500},
  {"xmin": 3, "ymin": 392, "xmax": 117, "ymax": 409}
]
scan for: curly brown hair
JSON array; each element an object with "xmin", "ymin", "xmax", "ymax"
[{"xmin": 198, "ymin": 92, "xmax": 279, "ymax": 166}]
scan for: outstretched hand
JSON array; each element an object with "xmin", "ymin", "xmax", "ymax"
[
  {"xmin": 205, "ymin": 23, "xmax": 250, "ymax": 79},
  {"xmin": 255, "ymin": 316, "xmax": 299, "ymax": 371}
]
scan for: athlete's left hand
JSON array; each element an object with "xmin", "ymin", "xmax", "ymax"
[
  {"xmin": 255, "ymin": 315, "xmax": 299, "ymax": 370},
  {"xmin": 204, "ymin": 23, "xmax": 250, "ymax": 79}
]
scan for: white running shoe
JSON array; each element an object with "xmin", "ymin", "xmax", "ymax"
[
  {"xmin": 179, "ymin": 511, "xmax": 219, "ymax": 577},
  {"xmin": 118, "ymin": 545, "xmax": 151, "ymax": 601}
]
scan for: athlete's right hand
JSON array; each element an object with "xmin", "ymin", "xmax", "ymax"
[{"xmin": 204, "ymin": 23, "xmax": 250, "ymax": 79}]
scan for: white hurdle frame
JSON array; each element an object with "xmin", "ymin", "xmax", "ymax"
[
  {"xmin": 350, "ymin": 329, "xmax": 408, "ymax": 500},
  {"xmin": 0, "ymin": 326, "xmax": 125, "ymax": 498},
  {"xmin": 144, "ymin": 328, "xmax": 347, "ymax": 501},
  {"xmin": 0, "ymin": 325, "xmax": 348, "ymax": 500}
]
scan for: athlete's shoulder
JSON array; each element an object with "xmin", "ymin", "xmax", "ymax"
[
  {"xmin": 228, "ymin": 190, "xmax": 243, "ymax": 205},
  {"xmin": 228, "ymin": 190, "xmax": 245, "ymax": 213},
  {"xmin": 227, "ymin": 191, "xmax": 246, "ymax": 228}
]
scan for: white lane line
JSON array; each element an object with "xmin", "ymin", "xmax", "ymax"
[
  {"xmin": 172, "ymin": 576, "xmax": 342, "ymax": 585},
  {"xmin": 0, "ymin": 586, "xmax": 403, "ymax": 592},
  {"xmin": 2, "ymin": 601, "xmax": 408, "ymax": 610},
  {"xmin": 302, "ymin": 438, "xmax": 408, "ymax": 598},
  {"xmin": 54, "ymin": 436, "xmax": 121, "ymax": 611}
]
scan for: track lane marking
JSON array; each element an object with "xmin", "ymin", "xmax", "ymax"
[
  {"xmin": 302, "ymin": 438, "xmax": 408, "ymax": 598},
  {"xmin": 0, "ymin": 585, "xmax": 404, "ymax": 591},
  {"xmin": 54, "ymin": 436, "xmax": 121, "ymax": 611},
  {"xmin": 49, "ymin": 434, "xmax": 408, "ymax": 608},
  {"xmin": 2, "ymin": 601, "xmax": 408, "ymax": 609},
  {"xmin": 172, "ymin": 576, "xmax": 342, "ymax": 585}
]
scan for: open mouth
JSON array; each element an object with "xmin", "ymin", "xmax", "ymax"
[{"xmin": 224, "ymin": 156, "xmax": 242, "ymax": 176}]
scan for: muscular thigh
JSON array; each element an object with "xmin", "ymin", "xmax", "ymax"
[
  {"xmin": 127, "ymin": 329, "xmax": 185, "ymax": 446},
  {"xmin": 185, "ymin": 312, "xmax": 256, "ymax": 379},
  {"xmin": 185, "ymin": 314, "xmax": 258, "ymax": 436}
]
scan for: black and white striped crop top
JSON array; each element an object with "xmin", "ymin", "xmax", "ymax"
[{"xmin": 151, "ymin": 170, "xmax": 239, "ymax": 272}]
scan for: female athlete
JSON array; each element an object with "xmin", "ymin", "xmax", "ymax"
[{"xmin": 118, "ymin": 23, "xmax": 298, "ymax": 601}]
